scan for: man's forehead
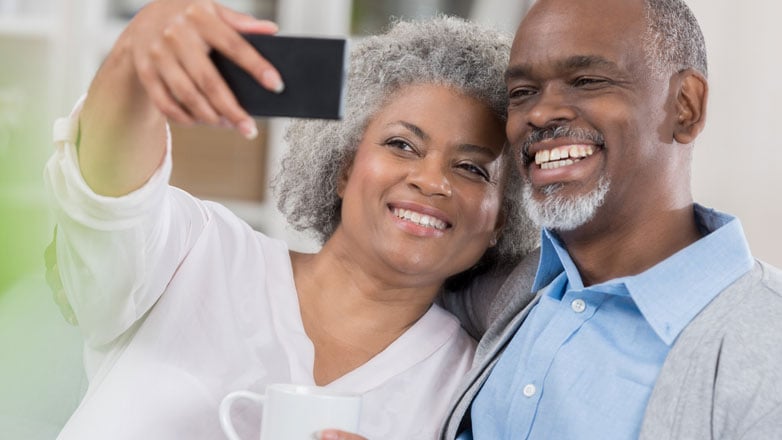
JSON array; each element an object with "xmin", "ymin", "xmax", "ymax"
[
  {"xmin": 519, "ymin": 0, "xmax": 645, "ymax": 35},
  {"xmin": 512, "ymin": 0, "xmax": 646, "ymax": 61}
]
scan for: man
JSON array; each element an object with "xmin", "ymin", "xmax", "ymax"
[{"xmin": 440, "ymin": 0, "xmax": 782, "ymax": 439}]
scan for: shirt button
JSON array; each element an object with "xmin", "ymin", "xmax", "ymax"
[
  {"xmin": 522, "ymin": 384, "xmax": 537, "ymax": 397},
  {"xmin": 571, "ymin": 299, "xmax": 586, "ymax": 313}
]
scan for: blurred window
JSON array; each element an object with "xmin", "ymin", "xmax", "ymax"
[{"xmin": 351, "ymin": 0, "xmax": 475, "ymax": 35}]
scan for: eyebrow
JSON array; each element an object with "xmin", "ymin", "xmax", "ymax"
[
  {"xmin": 395, "ymin": 121, "xmax": 429, "ymax": 142},
  {"xmin": 389, "ymin": 120, "xmax": 501, "ymax": 158},
  {"xmin": 457, "ymin": 143, "xmax": 502, "ymax": 159},
  {"xmin": 505, "ymin": 55, "xmax": 621, "ymax": 81}
]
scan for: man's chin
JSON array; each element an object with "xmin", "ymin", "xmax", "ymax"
[{"xmin": 522, "ymin": 177, "xmax": 610, "ymax": 231}]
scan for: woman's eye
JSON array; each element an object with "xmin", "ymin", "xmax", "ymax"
[
  {"xmin": 386, "ymin": 139, "xmax": 415, "ymax": 152},
  {"xmin": 458, "ymin": 162, "xmax": 490, "ymax": 181}
]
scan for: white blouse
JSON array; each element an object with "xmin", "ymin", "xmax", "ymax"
[{"xmin": 44, "ymin": 102, "xmax": 476, "ymax": 440}]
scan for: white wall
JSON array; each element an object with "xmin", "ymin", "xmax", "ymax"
[{"xmin": 687, "ymin": 0, "xmax": 782, "ymax": 267}]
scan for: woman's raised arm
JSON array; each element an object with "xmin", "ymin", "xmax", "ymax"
[{"xmin": 78, "ymin": 0, "xmax": 282, "ymax": 196}]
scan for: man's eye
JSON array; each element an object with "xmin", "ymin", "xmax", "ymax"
[
  {"xmin": 509, "ymin": 87, "xmax": 537, "ymax": 99},
  {"xmin": 573, "ymin": 77, "xmax": 607, "ymax": 88}
]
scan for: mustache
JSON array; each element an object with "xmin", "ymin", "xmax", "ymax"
[{"xmin": 520, "ymin": 126, "xmax": 605, "ymax": 159}]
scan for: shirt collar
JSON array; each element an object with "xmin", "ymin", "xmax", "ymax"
[
  {"xmin": 532, "ymin": 228, "xmax": 569, "ymax": 293},
  {"xmin": 531, "ymin": 204, "xmax": 754, "ymax": 345}
]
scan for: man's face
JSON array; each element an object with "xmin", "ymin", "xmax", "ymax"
[{"xmin": 506, "ymin": 0, "xmax": 677, "ymax": 234}]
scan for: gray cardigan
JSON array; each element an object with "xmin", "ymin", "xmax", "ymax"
[{"xmin": 440, "ymin": 251, "xmax": 782, "ymax": 439}]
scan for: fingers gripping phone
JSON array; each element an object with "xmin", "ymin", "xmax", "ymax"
[{"xmin": 211, "ymin": 34, "xmax": 348, "ymax": 120}]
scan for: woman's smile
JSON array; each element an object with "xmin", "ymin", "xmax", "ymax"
[{"xmin": 389, "ymin": 203, "xmax": 451, "ymax": 237}]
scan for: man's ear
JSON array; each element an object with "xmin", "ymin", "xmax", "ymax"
[{"xmin": 673, "ymin": 69, "xmax": 708, "ymax": 144}]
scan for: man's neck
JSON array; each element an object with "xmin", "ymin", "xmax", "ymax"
[{"xmin": 557, "ymin": 205, "xmax": 702, "ymax": 286}]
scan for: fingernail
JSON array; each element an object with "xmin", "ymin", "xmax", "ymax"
[
  {"xmin": 263, "ymin": 70, "xmax": 285, "ymax": 94},
  {"xmin": 238, "ymin": 119, "xmax": 258, "ymax": 140},
  {"xmin": 259, "ymin": 20, "xmax": 279, "ymax": 32}
]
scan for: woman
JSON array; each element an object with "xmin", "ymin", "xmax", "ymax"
[{"xmin": 44, "ymin": 1, "xmax": 537, "ymax": 439}]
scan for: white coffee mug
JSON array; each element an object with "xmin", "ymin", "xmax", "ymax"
[{"xmin": 219, "ymin": 383, "xmax": 362, "ymax": 440}]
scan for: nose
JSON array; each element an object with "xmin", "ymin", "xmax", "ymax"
[
  {"xmin": 408, "ymin": 155, "xmax": 453, "ymax": 198},
  {"xmin": 526, "ymin": 84, "xmax": 577, "ymax": 129}
]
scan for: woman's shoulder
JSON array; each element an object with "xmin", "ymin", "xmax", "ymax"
[
  {"xmin": 194, "ymin": 198, "xmax": 290, "ymax": 254},
  {"xmin": 423, "ymin": 303, "xmax": 478, "ymax": 356}
]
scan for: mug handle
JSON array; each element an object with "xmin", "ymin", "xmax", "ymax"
[{"xmin": 219, "ymin": 390, "xmax": 266, "ymax": 440}]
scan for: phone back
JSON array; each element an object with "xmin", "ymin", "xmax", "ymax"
[{"xmin": 211, "ymin": 34, "xmax": 348, "ymax": 119}]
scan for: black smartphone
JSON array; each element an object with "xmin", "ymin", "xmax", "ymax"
[{"xmin": 211, "ymin": 34, "xmax": 348, "ymax": 119}]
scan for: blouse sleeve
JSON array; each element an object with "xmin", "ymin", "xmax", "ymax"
[{"xmin": 44, "ymin": 96, "xmax": 209, "ymax": 348}]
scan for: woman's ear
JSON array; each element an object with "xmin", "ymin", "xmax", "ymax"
[
  {"xmin": 336, "ymin": 160, "xmax": 353, "ymax": 198},
  {"xmin": 673, "ymin": 69, "xmax": 708, "ymax": 144}
]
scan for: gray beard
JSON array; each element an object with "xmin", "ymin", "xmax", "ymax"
[{"xmin": 522, "ymin": 176, "xmax": 610, "ymax": 231}]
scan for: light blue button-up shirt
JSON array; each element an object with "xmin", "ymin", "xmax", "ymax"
[{"xmin": 465, "ymin": 205, "xmax": 754, "ymax": 440}]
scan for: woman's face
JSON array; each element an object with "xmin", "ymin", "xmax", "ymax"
[{"xmin": 335, "ymin": 83, "xmax": 507, "ymax": 285}]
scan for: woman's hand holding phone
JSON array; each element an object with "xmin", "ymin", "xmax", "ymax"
[
  {"xmin": 78, "ymin": 0, "xmax": 282, "ymax": 197},
  {"xmin": 124, "ymin": 0, "xmax": 282, "ymax": 138}
]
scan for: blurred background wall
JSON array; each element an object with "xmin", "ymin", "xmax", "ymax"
[
  {"xmin": 0, "ymin": 0, "xmax": 779, "ymax": 438},
  {"xmin": 686, "ymin": 0, "xmax": 782, "ymax": 269}
]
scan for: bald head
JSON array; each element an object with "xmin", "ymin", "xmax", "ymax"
[{"xmin": 520, "ymin": 0, "xmax": 707, "ymax": 80}]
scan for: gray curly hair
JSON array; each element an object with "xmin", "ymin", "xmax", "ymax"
[{"xmin": 273, "ymin": 15, "xmax": 539, "ymax": 274}]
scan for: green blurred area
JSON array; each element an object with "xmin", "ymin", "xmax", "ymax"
[
  {"xmin": 0, "ymin": 36, "xmax": 53, "ymax": 293},
  {"xmin": 0, "ymin": 141, "xmax": 51, "ymax": 294},
  {"xmin": 0, "ymin": 45, "xmax": 87, "ymax": 438}
]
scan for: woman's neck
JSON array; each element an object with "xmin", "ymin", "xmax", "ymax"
[{"xmin": 289, "ymin": 244, "xmax": 440, "ymax": 385}]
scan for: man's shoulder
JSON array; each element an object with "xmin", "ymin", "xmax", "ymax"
[
  {"xmin": 757, "ymin": 259, "xmax": 782, "ymax": 295},
  {"xmin": 439, "ymin": 247, "xmax": 541, "ymax": 338},
  {"xmin": 730, "ymin": 260, "xmax": 782, "ymax": 337},
  {"xmin": 678, "ymin": 260, "xmax": 782, "ymax": 352},
  {"xmin": 653, "ymin": 260, "xmax": 782, "ymax": 438},
  {"xmin": 484, "ymin": 247, "xmax": 541, "ymax": 318},
  {"xmin": 717, "ymin": 259, "xmax": 782, "ymax": 314}
]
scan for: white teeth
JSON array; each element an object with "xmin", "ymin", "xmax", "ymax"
[
  {"xmin": 392, "ymin": 208, "xmax": 447, "ymax": 230},
  {"xmin": 534, "ymin": 144, "xmax": 595, "ymax": 169},
  {"xmin": 535, "ymin": 149, "xmax": 550, "ymax": 165}
]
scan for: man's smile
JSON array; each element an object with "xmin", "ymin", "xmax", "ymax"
[
  {"xmin": 534, "ymin": 144, "xmax": 595, "ymax": 170},
  {"xmin": 522, "ymin": 137, "xmax": 605, "ymax": 188}
]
